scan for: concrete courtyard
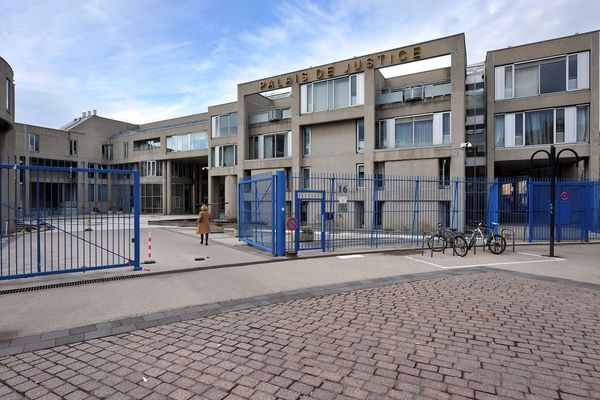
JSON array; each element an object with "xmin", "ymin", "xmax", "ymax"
[{"xmin": 1, "ymin": 224, "xmax": 600, "ymax": 399}]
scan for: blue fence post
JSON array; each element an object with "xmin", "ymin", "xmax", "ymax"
[
  {"xmin": 275, "ymin": 170, "xmax": 286, "ymax": 256},
  {"xmin": 133, "ymin": 170, "xmax": 141, "ymax": 271}
]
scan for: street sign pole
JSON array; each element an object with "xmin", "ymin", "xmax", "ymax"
[{"xmin": 549, "ymin": 145, "xmax": 556, "ymax": 257}]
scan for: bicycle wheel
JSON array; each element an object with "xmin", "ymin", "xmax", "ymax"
[
  {"xmin": 427, "ymin": 235, "xmax": 447, "ymax": 252},
  {"xmin": 488, "ymin": 235, "xmax": 507, "ymax": 255},
  {"xmin": 453, "ymin": 235, "xmax": 468, "ymax": 257}
]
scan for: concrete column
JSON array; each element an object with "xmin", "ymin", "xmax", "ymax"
[
  {"xmin": 224, "ymin": 174, "xmax": 237, "ymax": 221},
  {"xmin": 165, "ymin": 160, "xmax": 172, "ymax": 215}
]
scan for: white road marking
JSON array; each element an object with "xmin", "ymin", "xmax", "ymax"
[
  {"xmin": 337, "ymin": 254, "xmax": 365, "ymax": 259},
  {"xmin": 404, "ymin": 256, "xmax": 564, "ymax": 270},
  {"xmin": 404, "ymin": 256, "xmax": 444, "ymax": 268},
  {"xmin": 517, "ymin": 252, "xmax": 545, "ymax": 258}
]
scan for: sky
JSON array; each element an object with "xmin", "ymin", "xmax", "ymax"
[{"xmin": 1, "ymin": 0, "xmax": 599, "ymax": 128}]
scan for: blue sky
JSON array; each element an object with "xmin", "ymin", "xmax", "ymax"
[{"xmin": 1, "ymin": 0, "xmax": 598, "ymax": 128}]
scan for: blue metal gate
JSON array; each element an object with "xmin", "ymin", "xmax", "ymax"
[
  {"xmin": 0, "ymin": 163, "xmax": 140, "ymax": 280},
  {"xmin": 295, "ymin": 189, "xmax": 326, "ymax": 252},
  {"xmin": 528, "ymin": 180, "xmax": 593, "ymax": 241},
  {"xmin": 238, "ymin": 171, "xmax": 286, "ymax": 256}
]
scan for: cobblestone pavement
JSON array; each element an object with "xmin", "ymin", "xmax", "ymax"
[{"xmin": 1, "ymin": 272, "xmax": 600, "ymax": 400}]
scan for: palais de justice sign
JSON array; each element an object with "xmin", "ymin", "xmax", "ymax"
[{"xmin": 259, "ymin": 46, "xmax": 422, "ymax": 90}]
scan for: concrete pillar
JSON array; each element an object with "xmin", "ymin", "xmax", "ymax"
[
  {"xmin": 224, "ymin": 174, "xmax": 237, "ymax": 221},
  {"xmin": 165, "ymin": 160, "xmax": 172, "ymax": 214}
]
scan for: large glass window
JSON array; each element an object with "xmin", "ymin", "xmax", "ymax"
[
  {"xmin": 212, "ymin": 113, "xmax": 238, "ymax": 137},
  {"xmin": 302, "ymin": 127, "xmax": 311, "ymax": 156},
  {"xmin": 540, "ymin": 59, "xmax": 566, "ymax": 94},
  {"xmin": 393, "ymin": 115, "xmax": 434, "ymax": 148},
  {"xmin": 141, "ymin": 184, "xmax": 163, "ymax": 214},
  {"xmin": 140, "ymin": 161, "xmax": 162, "ymax": 177},
  {"xmin": 525, "ymin": 110, "xmax": 554, "ymax": 145},
  {"xmin": 356, "ymin": 120, "xmax": 364, "ymax": 152},
  {"xmin": 166, "ymin": 132, "xmax": 208, "ymax": 152},
  {"xmin": 123, "ymin": 142, "xmax": 129, "ymax": 159},
  {"xmin": 439, "ymin": 158, "xmax": 450, "ymax": 187},
  {"xmin": 301, "ymin": 73, "xmax": 363, "ymax": 113},
  {"xmin": 133, "ymin": 138, "xmax": 160, "ymax": 151},
  {"xmin": 498, "ymin": 52, "xmax": 588, "ymax": 100},
  {"xmin": 301, "ymin": 168, "xmax": 310, "ymax": 189},
  {"xmin": 223, "ymin": 145, "xmax": 236, "ymax": 167},
  {"xmin": 555, "ymin": 109, "xmax": 565, "ymax": 143},
  {"xmin": 264, "ymin": 133, "xmax": 288, "ymax": 159}
]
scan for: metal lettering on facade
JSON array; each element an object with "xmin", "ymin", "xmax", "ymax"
[{"xmin": 258, "ymin": 46, "xmax": 422, "ymax": 90}]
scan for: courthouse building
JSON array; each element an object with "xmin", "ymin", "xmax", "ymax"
[{"xmin": 0, "ymin": 31, "xmax": 598, "ymax": 219}]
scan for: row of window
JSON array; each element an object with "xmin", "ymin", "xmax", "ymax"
[
  {"xmin": 211, "ymin": 112, "xmax": 238, "ymax": 138},
  {"xmin": 300, "ymin": 73, "xmax": 364, "ymax": 114},
  {"xmin": 495, "ymin": 105, "xmax": 589, "ymax": 148},
  {"xmin": 376, "ymin": 112, "xmax": 451, "ymax": 149},
  {"xmin": 166, "ymin": 132, "xmax": 208, "ymax": 152},
  {"xmin": 248, "ymin": 132, "xmax": 291, "ymax": 160},
  {"xmin": 495, "ymin": 52, "xmax": 589, "ymax": 100},
  {"xmin": 211, "ymin": 145, "xmax": 237, "ymax": 167}
]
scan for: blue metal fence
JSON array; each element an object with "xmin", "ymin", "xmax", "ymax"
[
  {"xmin": 238, "ymin": 171, "xmax": 286, "ymax": 256},
  {"xmin": 0, "ymin": 160, "xmax": 140, "ymax": 279},
  {"xmin": 281, "ymin": 173, "xmax": 600, "ymax": 254}
]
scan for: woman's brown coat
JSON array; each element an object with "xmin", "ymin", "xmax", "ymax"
[{"xmin": 196, "ymin": 210, "xmax": 211, "ymax": 234}]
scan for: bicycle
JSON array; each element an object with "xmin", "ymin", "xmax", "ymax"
[
  {"xmin": 426, "ymin": 223, "xmax": 461, "ymax": 253},
  {"xmin": 453, "ymin": 222, "xmax": 507, "ymax": 257}
]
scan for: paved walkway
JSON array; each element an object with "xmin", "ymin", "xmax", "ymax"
[{"xmin": 1, "ymin": 271, "xmax": 600, "ymax": 399}]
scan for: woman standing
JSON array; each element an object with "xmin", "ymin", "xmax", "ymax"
[{"xmin": 196, "ymin": 204, "xmax": 211, "ymax": 245}]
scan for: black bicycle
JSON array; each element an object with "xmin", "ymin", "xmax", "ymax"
[
  {"xmin": 427, "ymin": 223, "xmax": 461, "ymax": 252},
  {"xmin": 453, "ymin": 222, "xmax": 507, "ymax": 257}
]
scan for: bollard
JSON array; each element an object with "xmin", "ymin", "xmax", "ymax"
[{"xmin": 142, "ymin": 232, "xmax": 156, "ymax": 264}]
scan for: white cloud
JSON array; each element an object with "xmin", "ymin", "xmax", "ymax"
[{"xmin": 2, "ymin": 0, "xmax": 599, "ymax": 128}]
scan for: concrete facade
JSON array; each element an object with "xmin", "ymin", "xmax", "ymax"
[{"xmin": 1, "ymin": 31, "xmax": 599, "ymax": 219}]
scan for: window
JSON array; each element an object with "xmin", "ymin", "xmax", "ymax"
[
  {"xmin": 439, "ymin": 158, "xmax": 450, "ymax": 187},
  {"xmin": 212, "ymin": 145, "xmax": 237, "ymax": 167},
  {"xmin": 88, "ymin": 184, "xmax": 108, "ymax": 202},
  {"xmin": 442, "ymin": 113, "xmax": 451, "ymax": 145},
  {"xmin": 496, "ymin": 105, "xmax": 589, "ymax": 147},
  {"xmin": 397, "ymin": 115, "xmax": 433, "ymax": 148},
  {"xmin": 577, "ymin": 105, "xmax": 589, "ymax": 142},
  {"xmin": 515, "ymin": 113, "xmax": 524, "ymax": 146},
  {"xmin": 28, "ymin": 133, "xmax": 39, "ymax": 152},
  {"xmin": 356, "ymin": 164, "xmax": 365, "ymax": 189},
  {"xmin": 5, "ymin": 78, "xmax": 10, "ymax": 112},
  {"xmin": 141, "ymin": 184, "xmax": 163, "ymax": 214},
  {"xmin": 496, "ymin": 52, "xmax": 589, "ymax": 100},
  {"xmin": 374, "ymin": 162, "xmax": 384, "ymax": 190},
  {"xmin": 356, "ymin": 120, "xmax": 364, "ymax": 152},
  {"xmin": 249, "ymin": 136, "xmax": 259, "ymax": 160},
  {"xmin": 555, "ymin": 109, "xmax": 565, "ymax": 143},
  {"xmin": 211, "ymin": 113, "xmax": 238, "ymax": 138},
  {"xmin": 301, "ymin": 73, "xmax": 364, "ymax": 114},
  {"xmin": 133, "ymin": 138, "xmax": 160, "ymax": 151},
  {"xmin": 302, "ymin": 127, "xmax": 311, "ymax": 156},
  {"xmin": 102, "ymin": 144, "xmax": 113, "ymax": 160},
  {"xmin": 264, "ymin": 133, "xmax": 288, "ymax": 159},
  {"xmin": 375, "ymin": 120, "xmax": 387, "ymax": 149},
  {"xmin": 140, "ymin": 161, "xmax": 162, "ymax": 177},
  {"xmin": 495, "ymin": 115, "xmax": 505, "ymax": 148},
  {"xmin": 301, "ymin": 168, "xmax": 310, "ymax": 189},
  {"xmin": 123, "ymin": 142, "xmax": 129, "ymax": 159},
  {"xmin": 525, "ymin": 110, "xmax": 554, "ymax": 145},
  {"xmin": 167, "ymin": 132, "xmax": 208, "ymax": 152},
  {"xmin": 69, "ymin": 139, "xmax": 78, "ymax": 156},
  {"xmin": 375, "ymin": 201, "xmax": 384, "ymax": 228}
]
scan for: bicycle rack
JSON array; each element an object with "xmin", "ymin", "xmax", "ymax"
[
  {"xmin": 421, "ymin": 231, "xmax": 435, "ymax": 257},
  {"xmin": 501, "ymin": 228, "xmax": 516, "ymax": 252}
]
